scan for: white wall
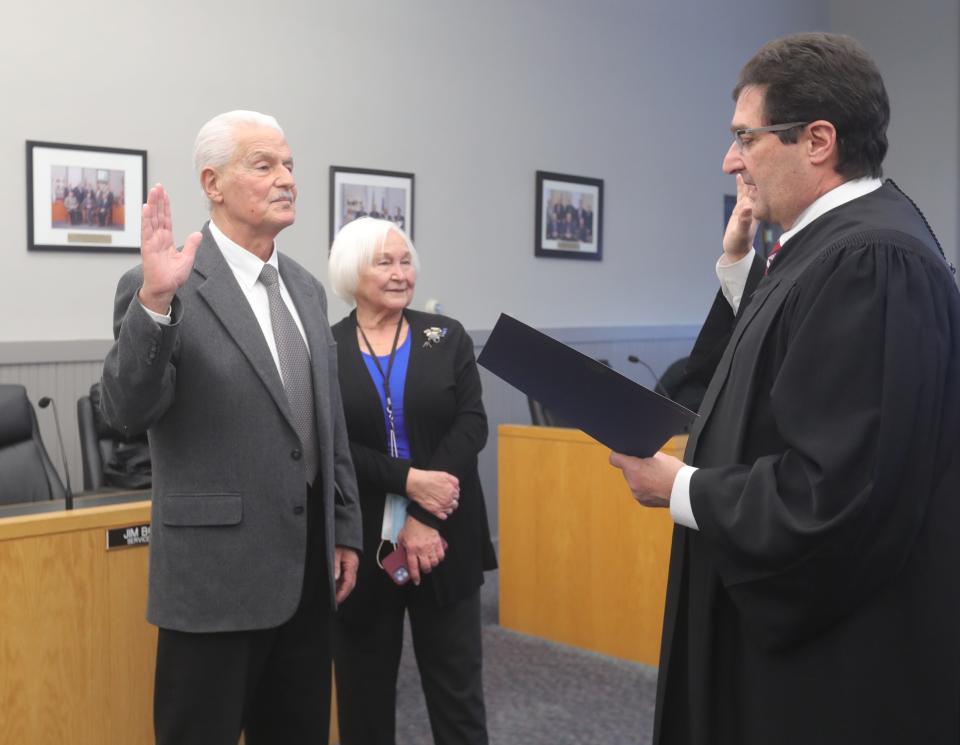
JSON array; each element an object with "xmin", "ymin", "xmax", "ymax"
[
  {"xmin": 831, "ymin": 0, "xmax": 960, "ymax": 269},
  {"xmin": 0, "ymin": 0, "xmax": 830, "ymax": 343}
]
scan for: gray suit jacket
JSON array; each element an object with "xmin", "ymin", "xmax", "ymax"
[{"xmin": 100, "ymin": 224, "xmax": 362, "ymax": 633}]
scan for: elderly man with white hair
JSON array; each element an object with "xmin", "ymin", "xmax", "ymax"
[{"xmin": 100, "ymin": 110, "xmax": 362, "ymax": 745}]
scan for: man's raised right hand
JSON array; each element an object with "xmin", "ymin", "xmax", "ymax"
[{"xmin": 138, "ymin": 184, "xmax": 202, "ymax": 314}]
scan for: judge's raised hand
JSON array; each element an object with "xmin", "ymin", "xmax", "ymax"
[
  {"xmin": 138, "ymin": 184, "xmax": 202, "ymax": 314},
  {"xmin": 406, "ymin": 467, "xmax": 460, "ymax": 520},
  {"xmin": 721, "ymin": 174, "xmax": 760, "ymax": 265},
  {"xmin": 609, "ymin": 451, "xmax": 684, "ymax": 508}
]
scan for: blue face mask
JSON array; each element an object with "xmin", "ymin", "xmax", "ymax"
[{"xmin": 381, "ymin": 492, "xmax": 409, "ymax": 544}]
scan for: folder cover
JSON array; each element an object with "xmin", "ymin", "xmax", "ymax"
[{"xmin": 478, "ymin": 314, "xmax": 696, "ymax": 457}]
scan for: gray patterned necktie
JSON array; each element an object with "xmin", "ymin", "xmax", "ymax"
[{"xmin": 259, "ymin": 264, "xmax": 319, "ymax": 484}]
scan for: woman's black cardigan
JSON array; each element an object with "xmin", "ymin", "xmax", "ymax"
[{"xmin": 332, "ymin": 309, "xmax": 497, "ymax": 615}]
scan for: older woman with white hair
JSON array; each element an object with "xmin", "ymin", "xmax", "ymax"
[{"xmin": 328, "ymin": 217, "xmax": 497, "ymax": 745}]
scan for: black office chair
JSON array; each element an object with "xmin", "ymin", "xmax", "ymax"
[
  {"xmin": 655, "ymin": 356, "xmax": 708, "ymax": 416},
  {"xmin": 77, "ymin": 383, "xmax": 152, "ymax": 491},
  {"xmin": 0, "ymin": 384, "xmax": 66, "ymax": 505},
  {"xmin": 527, "ymin": 396, "xmax": 562, "ymax": 427}
]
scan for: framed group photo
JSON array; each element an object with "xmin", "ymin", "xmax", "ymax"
[
  {"xmin": 535, "ymin": 170, "xmax": 603, "ymax": 261},
  {"xmin": 26, "ymin": 141, "xmax": 147, "ymax": 253},
  {"xmin": 329, "ymin": 166, "xmax": 414, "ymax": 243}
]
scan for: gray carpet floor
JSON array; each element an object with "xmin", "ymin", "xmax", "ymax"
[{"xmin": 391, "ymin": 572, "xmax": 659, "ymax": 745}]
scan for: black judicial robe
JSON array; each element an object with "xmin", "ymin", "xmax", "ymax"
[
  {"xmin": 654, "ymin": 182, "xmax": 960, "ymax": 745},
  {"xmin": 679, "ymin": 252, "xmax": 765, "ymax": 410}
]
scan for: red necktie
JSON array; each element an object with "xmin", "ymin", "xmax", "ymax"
[{"xmin": 764, "ymin": 241, "xmax": 782, "ymax": 276}]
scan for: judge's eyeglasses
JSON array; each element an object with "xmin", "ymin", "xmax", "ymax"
[{"xmin": 734, "ymin": 122, "xmax": 809, "ymax": 152}]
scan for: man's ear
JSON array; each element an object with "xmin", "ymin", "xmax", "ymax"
[
  {"xmin": 807, "ymin": 120, "xmax": 837, "ymax": 167},
  {"xmin": 201, "ymin": 167, "xmax": 224, "ymax": 204}
]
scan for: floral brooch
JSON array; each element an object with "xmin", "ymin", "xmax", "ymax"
[{"xmin": 423, "ymin": 327, "xmax": 448, "ymax": 348}]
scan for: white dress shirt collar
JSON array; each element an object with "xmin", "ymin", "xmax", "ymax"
[
  {"xmin": 779, "ymin": 177, "xmax": 883, "ymax": 247},
  {"xmin": 207, "ymin": 219, "xmax": 279, "ymax": 287},
  {"xmin": 206, "ymin": 220, "xmax": 308, "ymax": 372}
]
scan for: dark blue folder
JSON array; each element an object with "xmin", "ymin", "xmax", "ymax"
[{"xmin": 478, "ymin": 314, "xmax": 696, "ymax": 457}]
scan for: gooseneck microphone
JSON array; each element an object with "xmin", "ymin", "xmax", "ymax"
[
  {"xmin": 627, "ymin": 355, "xmax": 660, "ymax": 388},
  {"xmin": 38, "ymin": 396, "xmax": 74, "ymax": 510}
]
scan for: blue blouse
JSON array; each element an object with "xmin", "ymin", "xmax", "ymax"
[{"xmin": 360, "ymin": 333, "xmax": 411, "ymax": 459}]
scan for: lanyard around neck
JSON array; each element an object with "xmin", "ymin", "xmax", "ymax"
[{"xmin": 357, "ymin": 314, "xmax": 405, "ymax": 457}]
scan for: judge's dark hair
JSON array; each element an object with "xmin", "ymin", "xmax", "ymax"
[{"xmin": 734, "ymin": 32, "xmax": 889, "ymax": 179}]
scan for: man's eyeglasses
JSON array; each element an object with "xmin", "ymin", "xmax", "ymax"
[{"xmin": 734, "ymin": 122, "xmax": 808, "ymax": 152}]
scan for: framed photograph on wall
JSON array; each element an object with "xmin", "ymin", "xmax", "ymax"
[
  {"xmin": 535, "ymin": 171, "xmax": 603, "ymax": 261},
  {"xmin": 329, "ymin": 166, "xmax": 414, "ymax": 243},
  {"xmin": 26, "ymin": 141, "xmax": 147, "ymax": 253}
]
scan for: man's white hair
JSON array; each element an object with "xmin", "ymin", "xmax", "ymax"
[{"xmin": 192, "ymin": 110, "xmax": 284, "ymax": 177}]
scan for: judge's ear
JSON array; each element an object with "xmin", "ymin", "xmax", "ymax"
[
  {"xmin": 201, "ymin": 167, "xmax": 225, "ymax": 205},
  {"xmin": 806, "ymin": 120, "xmax": 838, "ymax": 167}
]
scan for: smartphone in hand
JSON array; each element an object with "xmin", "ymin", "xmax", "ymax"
[
  {"xmin": 381, "ymin": 538, "xmax": 449, "ymax": 586},
  {"xmin": 382, "ymin": 545, "xmax": 411, "ymax": 585}
]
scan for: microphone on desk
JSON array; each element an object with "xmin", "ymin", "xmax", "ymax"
[
  {"xmin": 627, "ymin": 355, "xmax": 659, "ymax": 388},
  {"xmin": 38, "ymin": 396, "xmax": 74, "ymax": 510}
]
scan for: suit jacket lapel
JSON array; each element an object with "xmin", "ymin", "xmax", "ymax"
[{"xmin": 193, "ymin": 225, "xmax": 296, "ymax": 432}]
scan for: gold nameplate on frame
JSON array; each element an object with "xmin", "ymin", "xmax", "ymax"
[{"xmin": 67, "ymin": 232, "xmax": 112, "ymax": 244}]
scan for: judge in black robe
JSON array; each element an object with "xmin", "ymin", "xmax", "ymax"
[
  {"xmin": 658, "ymin": 180, "xmax": 960, "ymax": 745},
  {"xmin": 611, "ymin": 33, "xmax": 960, "ymax": 745}
]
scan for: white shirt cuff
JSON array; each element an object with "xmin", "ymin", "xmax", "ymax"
[
  {"xmin": 140, "ymin": 300, "xmax": 172, "ymax": 326},
  {"xmin": 669, "ymin": 465, "xmax": 699, "ymax": 530},
  {"xmin": 716, "ymin": 247, "xmax": 756, "ymax": 314}
]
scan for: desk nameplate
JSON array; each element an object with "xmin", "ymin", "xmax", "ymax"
[{"xmin": 106, "ymin": 523, "xmax": 151, "ymax": 550}]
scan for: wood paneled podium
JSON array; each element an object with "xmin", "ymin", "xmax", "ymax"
[
  {"xmin": 0, "ymin": 494, "xmax": 339, "ymax": 744},
  {"xmin": 498, "ymin": 425, "xmax": 686, "ymax": 667},
  {"xmin": 0, "ymin": 495, "xmax": 155, "ymax": 744}
]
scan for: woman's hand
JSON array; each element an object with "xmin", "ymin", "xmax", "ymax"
[
  {"xmin": 397, "ymin": 516, "xmax": 446, "ymax": 585},
  {"xmin": 406, "ymin": 467, "xmax": 460, "ymax": 520}
]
